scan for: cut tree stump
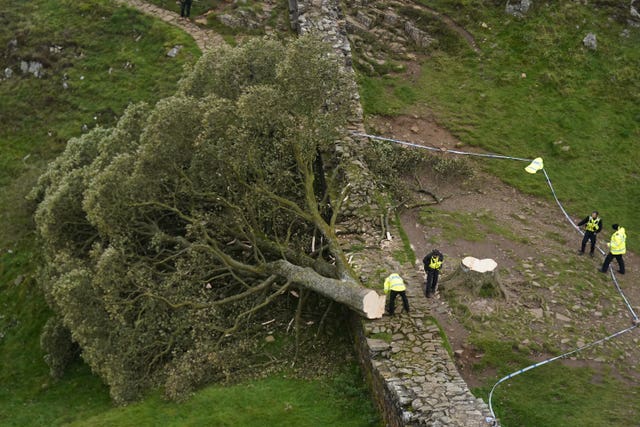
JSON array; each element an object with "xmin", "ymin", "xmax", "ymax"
[{"xmin": 441, "ymin": 256, "xmax": 504, "ymax": 298}]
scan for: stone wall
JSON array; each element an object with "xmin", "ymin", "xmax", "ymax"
[{"xmin": 288, "ymin": 0, "xmax": 496, "ymax": 425}]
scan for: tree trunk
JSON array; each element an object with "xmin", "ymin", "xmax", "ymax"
[
  {"xmin": 268, "ymin": 259, "xmax": 386, "ymax": 319},
  {"xmin": 441, "ymin": 256, "xmax": 504, "ymax": 298}
]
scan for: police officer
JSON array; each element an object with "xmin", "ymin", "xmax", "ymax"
[
  {"xmin": 577, "ymin": 211, "xmax": 602, "ymax": 256},
  {"xmin": 600, "ymin": 224, "xmax": 626, "ymax": 274},
  {"xmin": 423, "ymin": 249, "xmax": 444, "ymax": 298},
  {"xmin": 383, "ymin": 273, "xmax": 409, "ymax": 315},
  {"xmin": 180, "ymin": 0, "xmax": 193, "ymax": 18}
]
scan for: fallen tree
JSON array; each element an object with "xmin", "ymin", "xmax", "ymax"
[{"xmin": 30, "ymin": 36, "xmax": 384, "ymax": 403}]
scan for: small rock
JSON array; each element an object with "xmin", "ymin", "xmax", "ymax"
[
  {"xmin": 529, "ymin": 308, "xmax": 544, "ymax": 319},
  {"xmin": 555, "ymin": 313, "xmax": 571, "ymax": 322},
  {"xmin": 4, "ymin": 68, "xmax": 12, "ymax": 79},
  {"xmin": 367, "ymin": 338, "xmax": 391, "ymax": 353},
  {"xmin": 265, "ymin": 335, "xmax": 275, "ymax": 342},
  {"xmin": 583, "ymin": 32, "xmax": 597, "ymax": 50},
  {"xmin": 167, "ymin": 45, "xmax": 183, "ymax": 58}
]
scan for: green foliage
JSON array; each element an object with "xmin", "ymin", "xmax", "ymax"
[
  {"xmin": 40, "ymin": 316, "xmax": 79, "ymax": 380},
  {"xmin": 32, "ymin": 36, "xmax": 356, "ymax": 403},
  {"xmin": 362, "ymin": 139, "xmax": 428, "ymax": 195}
]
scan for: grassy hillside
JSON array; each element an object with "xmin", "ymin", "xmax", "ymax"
[
  {"xmin": 0, "ymin": 1, "xmax": 378, "ymax": 426},
  {"xmin": 358, "ymin": 1, "xmax": 640, "ymax": 425},
  {"xmin": 360, "ymin": 0, "xmax": 640, "ymax": 250}
]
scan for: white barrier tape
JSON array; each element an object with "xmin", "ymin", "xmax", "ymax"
[
  {"xmin": 610, "ymin": 269, "xmax": 639, "ymax": 320},
  {"xmin": 542, "ymin": 169, "xmax": 582, "ymax": 233},
  {"xmin": 353, "ymin": 131, "xmax": 639, "ymax": 424},
  {"xmin": 351, "ymin": 132, "xmax": 533, "ymax": 162},
  {"xmin": 487, "ymin": 324, "xmax": 638, "ymax": 422}
]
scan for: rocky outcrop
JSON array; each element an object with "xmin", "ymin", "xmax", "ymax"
[{"xmin": 505, "ymin": 0, "xmax": 532, "ymax": 17}]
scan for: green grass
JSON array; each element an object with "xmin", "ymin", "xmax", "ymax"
[
  {"xmin": 427, "ymin": 316, "xmax": 453, "ymax": 357},
  {"xmin": 0, "ymin": 1, "xmax": 378, "ymax": 426},
  {"xmin": 368, "ymin": 332, "xmax": 392, "ymax": 343},
  {"xmin": 419, "ymin": 207, "xmax": 527, "ymax": 244},
  {"xmin": 60, "ymin": 368, "xmax": 378, "ymax": 427},
  {"xmin": 359, "ymin": 1, "xmax": 640, "ymax": 251},
  {"xmin": 392, "ymin": 214, "xmax": 417, "ymax": 265},
  {"xmin": 472, "ymin": 343, "xmax": 640, "ymax": 426},
  {"xmin": 470, "ymin": 338, "xmax": 640, "ymax": 426},
  {"xmin": 0, "ymin": 0, "xmax": 200, "ymax": 189},
  {"xmin": 0, "ymin": 0, "xmax": 199, "ymax": 424}
]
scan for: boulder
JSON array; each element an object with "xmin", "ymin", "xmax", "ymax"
[
  {"xmin": 506, "ymin": 0, "xmax": 532, "ymax": 17},
  {"xmin": 583, "ymin": 32, "xmax": 597, "ymax": 50}
]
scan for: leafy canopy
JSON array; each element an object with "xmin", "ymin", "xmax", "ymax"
[{"xmin": 31, "ymin": 36, "xmax": 355, "ymax": 403}]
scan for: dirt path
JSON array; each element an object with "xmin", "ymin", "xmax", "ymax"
[
  {"xmin": 369, "ymin": 113, "xmax": 640, "ymax": 388},
  {"xmin": 415, "ymin": 3, "xmax": 480, "ymax": 53},
  {"xmin": 113, "ymin": 0, "xmax": 225, "ymax": 51}
]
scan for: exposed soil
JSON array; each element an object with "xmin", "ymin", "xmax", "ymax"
[{"xmin": 367, "ymin": 112, "xmax": 640, "ymax": 389}]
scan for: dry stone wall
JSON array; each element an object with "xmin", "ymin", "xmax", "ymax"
[{"xmin": 289, "ymin": 0, "xmax": 496, "ymax": 425}]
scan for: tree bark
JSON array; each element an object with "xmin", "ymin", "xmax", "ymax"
[
  {"xmin": 268, "ymin": 259, "xmax": 386, "ymax": 319},
  {"xmin": 441, "ymin": 256, "xmax": 504, "ymax": 298}
]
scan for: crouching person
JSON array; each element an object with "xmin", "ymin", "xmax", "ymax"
[{"xmin": 384, "ymin": 273, "xmax": 410, "ymax": 316}]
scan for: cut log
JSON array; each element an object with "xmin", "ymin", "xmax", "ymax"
[
  {"xmin": 269, "ymin": 260, "xmax": 386, "ymax": 319},
  {"xmin": 441, "ymin": 256, "xmax": 504, "ymax": 298}
]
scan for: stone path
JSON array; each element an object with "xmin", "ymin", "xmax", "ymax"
[
  {"xmin": 357, "ymin": 234, "xmax": 494, "ymax": 426},
  {"xmin": 113, "ymin": 0, "xmax": 225, "ymax": 51}
]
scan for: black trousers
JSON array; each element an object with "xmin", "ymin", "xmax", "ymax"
[
  {"xmin": 581, "ymin": 231, "xmax": 597, "ymax": 254},
  {"xmin": 601, "ymin": 253, "xmax": 625, "ymax": 274},
  {"xmin": 180, "ymin": 0, "xmax": 192, "ymax": 17},
  {"xmin": 425, "ymin": 269, "xmax": 440, "ymax": 296},
  {"xmin": 388, "ymin": 290, "xmax": 409, "ymax": 315}
]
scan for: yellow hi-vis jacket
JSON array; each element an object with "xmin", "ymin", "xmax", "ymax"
[
  {"xmin": 429, "ymin": 256, "xmax": 443, "ymax": 270},
  {"xmin": 610, "ymin": 227, "xmax": 626, "ymax": 255},
  {"xmin": 586, "ymin": 217, "xmax": 601, "ymax": 232},
  {"xmin": 384, "ymin": 273, "xmax": 406, "ymax": 294}
]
